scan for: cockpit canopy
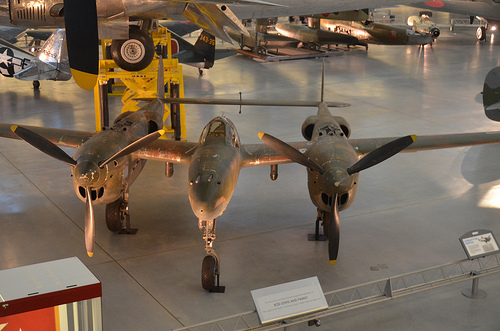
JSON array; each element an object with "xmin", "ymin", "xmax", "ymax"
[{"xmin": 199, "ymin": 117, "xmax": 240, "ymax": 147}]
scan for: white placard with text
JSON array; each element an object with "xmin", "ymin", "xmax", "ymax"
[{"xmin": 251, "ymin": 276, "xmax": 328, "ymax": 324}]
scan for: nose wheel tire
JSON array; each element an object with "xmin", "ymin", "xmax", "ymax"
[{"xmin": 202, "ymin": 255, "xmax": 217, "ymax": 291}]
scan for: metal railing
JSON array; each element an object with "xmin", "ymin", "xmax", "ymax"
[{"xmin": 174, "ymin": 254, "xmax": 500, "ymax": 331}]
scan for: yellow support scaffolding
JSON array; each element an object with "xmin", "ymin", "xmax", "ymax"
[{"xmin": 93, "ymin": 28, "xmax": 185, "ymax": 140}]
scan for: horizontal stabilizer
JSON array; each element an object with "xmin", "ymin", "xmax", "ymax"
[{"xmin": 136, "ymin": 97, "xmax": 350, "ymax": 108}]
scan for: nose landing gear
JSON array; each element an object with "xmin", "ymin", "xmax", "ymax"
[{"xmin": 200, "ymin": 219, "xmax": 225, "ymax": 293}]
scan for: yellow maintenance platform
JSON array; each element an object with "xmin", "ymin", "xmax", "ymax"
[{"xmin": 93, "ymin": 28, "xmax": 185, "ymax": 140}]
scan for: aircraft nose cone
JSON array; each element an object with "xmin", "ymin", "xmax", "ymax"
[
  {"xmin": 74, "ymin": 161, "xmax": 100, "ymax": 186},
  {"xmin": 188, "ymin": 174, "xmax": 226, "ymax": 220}
]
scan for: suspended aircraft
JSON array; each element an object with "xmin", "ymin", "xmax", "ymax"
[{"xmin": 0, "ymin": 0, "xmax": 424, "ymax": 88}]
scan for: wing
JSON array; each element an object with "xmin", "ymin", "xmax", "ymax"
[
  {"xmin": 133, "ymin": 139, "xmax": 306, "ymax": 166},
  {"xmin": 132, "ymin": 139, "xmax": 198, "ymax": 165},
  {"xmin": 0, "ymin": 122, "xmax": 198, "ymax": 164},
  {"xmin": 349, "ymin": 131, "xmax": 500, "ymax": 156},
  {"xmin": 240, "ymin": 141, "xmax": 309, "ymax": 167},
  {"xmin": 0, "ymin": 123, "xmax": 93, "ymax": 148}
]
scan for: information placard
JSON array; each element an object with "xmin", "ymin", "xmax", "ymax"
[
  {"xmin": 251, "ymin": 276, "xmax": 328, "ymax": 324},
  {"xmin": 459, "ymin": 229, "xmax": 499, "ymax": 259}
]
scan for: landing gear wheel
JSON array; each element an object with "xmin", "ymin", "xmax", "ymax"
[
  {"xmin": 477, "ymin": 26, "xmax": 487, "ymax": 41},
  {"xmin": 106, "ymin": 197, "xmax": 123, "ymax": 231},
  {"xmin": 202, "ymin": 255, "xmax": 216, "ymax": 291},
  {"xmin": 111, "ymin": 28, "xmax": 155, "ymax": 71},
  {"xmin": 33, "ymin": 80, "xmax": 40, "ymax": 89}
]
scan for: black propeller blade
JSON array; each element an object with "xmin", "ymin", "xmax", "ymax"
[
  {"xmin": 99, "ymin": 130, "xmax": 165, "ymax": 168},
  {"xmin": 347, "ymin": 135, "xmax": 416, "ymax": 175},
  {"xmin": 11, "ymin": 125, "xmax": 77, "ymax": 166},
  {"xmin": 328, "ymin": 194, "xmax": 340, "ymax": 265},
  {"xmin": 63, "ymin": 0, "xmax": 99, "ymax": 90},
  {"xmin": 258, "ymin": 132, "xmax": 325, "ymax": 174}
]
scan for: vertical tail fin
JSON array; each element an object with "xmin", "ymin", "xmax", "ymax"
[{"xmin": 194, "ymin": 31, "xmax": 216, "ymax": 68}]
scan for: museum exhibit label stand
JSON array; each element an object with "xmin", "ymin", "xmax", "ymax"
[
  {"xmin": 93, "ymin": 27, "xmax": 186, "ymax": 141},
  {"xmin": 459, "ymin": 229, "xmax": 500, "ymax": 299},
  {"xmin": 0, "ymin": 257, "xmax": 102, "ymax": 330}
]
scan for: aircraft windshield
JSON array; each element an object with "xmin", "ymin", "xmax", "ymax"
[
  {"xmin": 207, "ymin": 120, "xmax": 226, "ymax": 138},
  {"xmin": 200, "ymin": 118, "xmax": 239, "ymax": 147}
]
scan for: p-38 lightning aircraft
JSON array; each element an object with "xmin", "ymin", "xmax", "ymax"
[{"xmin": 3, "ymin": 71, "xmax": 500, "ymax": 291}]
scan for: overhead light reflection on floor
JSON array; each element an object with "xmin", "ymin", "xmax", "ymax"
[{"xmin": 478, "ymin": 184, "xmax": 500, "ymax": 209}]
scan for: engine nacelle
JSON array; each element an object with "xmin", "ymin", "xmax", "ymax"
[
  {"xmin": 302, "ymin": 115, "xmax": 351, "ymax": 140},
  {"xmin": 430, "ymin": 27, "xmax": 440, "ymax": 39},
  {"xmin": 301, "ymin": 115, "xmax": 319, "ymax": 141},
  {"xmin": 332, "ymin": 115, "xmax": 351, "ymax": 138}
]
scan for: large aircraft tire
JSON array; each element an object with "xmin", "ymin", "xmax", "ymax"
[
  {"xmin": 477, "ymin": 26, "xmax": 487, "ymax": 41},
  {"xmin": 106, "ymin": 197, "xmax": 123, "ymax": 232},
  {"xmin": 202, "ymin": 255, "xmax": 216, "ymax": 291},
  {"xmin": 111, "ymin": 28, "xmax": 155, "ymax": 71}
]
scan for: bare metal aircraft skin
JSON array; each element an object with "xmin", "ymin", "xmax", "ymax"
[
  {"xmin": 321, "ymin": 20, "xmax": 434, "ymax": 46},
  {"xmin": 2, "ymin": 97, "xmax": 500, "ymax": 290},
  {"xmin": 0, "ymin": 29, "xmax": 71, "ymax": 85}
]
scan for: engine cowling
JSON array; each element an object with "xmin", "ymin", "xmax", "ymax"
[
  {"xmin": 301, "ymin": 115, "xmax": 318, "ymax": 141},
  {"xmin": 302, "ymin": 115, "xmax": 351, "ymax": 140},
  {"xmin": 332, "ymin": 115, "xmax": 351, "ymax": 138}
]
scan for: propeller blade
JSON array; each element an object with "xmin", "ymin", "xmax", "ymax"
[
  {"xmin": 84, "ymin": 187, "xmax": 95, "ymax": 257},
  {"xmin": 347, "ymin": 135, "xmax": 417, "ymax": 175},
  {"xmin": 63, "ymin": 0, "xmax": 99, "ymax": 90},
  {"xmin": 11, "ymin": 125, "xmax": 77, "ymax": 166},
  {"xmin": 258, "ymin": 132, "xmax": 325, "ymax": 174},
  {"xmin": 99, "ymin": 130, "xmax": 165, "ymax": 168},
  {"xmin": 328, "ymin": 194, "xmax": 340, "ymax": 265}
]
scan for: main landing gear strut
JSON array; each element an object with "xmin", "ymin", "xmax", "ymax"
[
  {"xmin": 308, "ymin": 208, "xmax": 329, "ymax": 241},
  {"xmin": 200, "ymin": 219, "xmax": 225, "ymax": 293}
]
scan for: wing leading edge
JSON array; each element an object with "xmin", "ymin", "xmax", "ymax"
[
  {"xmin": 350, "ymin": 131, "xmax": 500, "ymax": 156},
  {"xmin": 0, "ymin": 123, "xmax": 93, "ymax": 149}
]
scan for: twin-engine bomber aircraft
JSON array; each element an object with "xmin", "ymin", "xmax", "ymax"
[{"xmin": 2, "ymin": 79, "xmax": 500, "ymax": 291}]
